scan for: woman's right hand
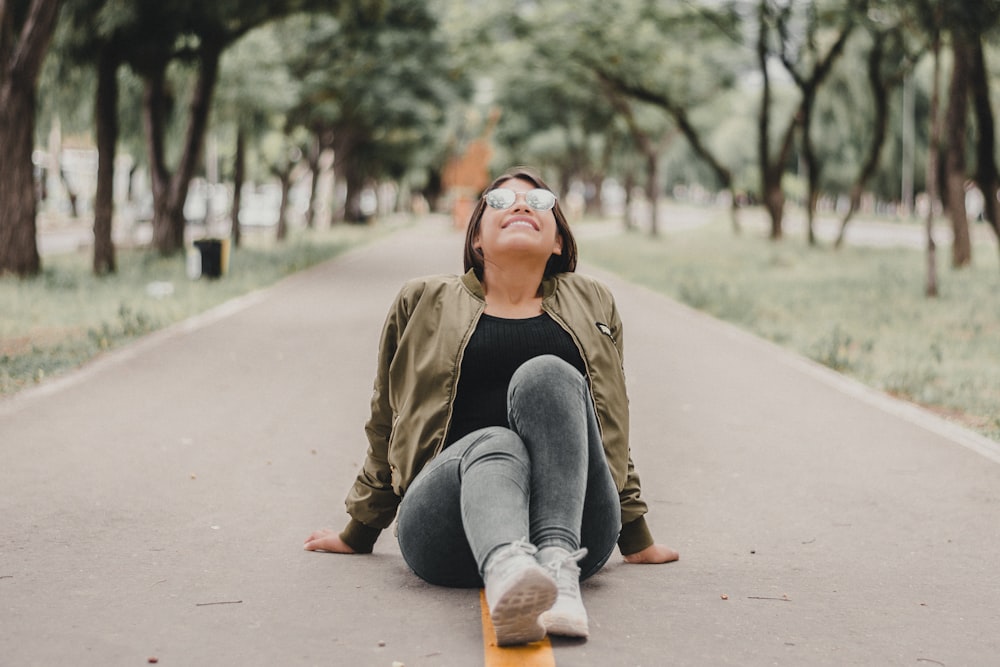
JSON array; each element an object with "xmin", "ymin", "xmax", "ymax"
[{"xmin": 303, "ymin": 528, "xmax": 357, "ymax": 554}]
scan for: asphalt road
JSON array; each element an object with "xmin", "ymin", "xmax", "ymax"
[{"xmin": 3, "ymin": 218, "xmax": 999, "ymax": 666}]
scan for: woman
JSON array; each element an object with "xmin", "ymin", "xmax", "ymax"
[{"xmin": 305, "ymin": 166, "xmax": 678, "ymax": 646}]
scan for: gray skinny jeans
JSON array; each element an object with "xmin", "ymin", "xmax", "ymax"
[{"xmin": 396, "ymin": 355, "xmax": 621, "ymax": 588}]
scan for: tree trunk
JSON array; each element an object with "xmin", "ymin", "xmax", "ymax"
[
  {"xmin": 275, "ymin": 169, "xmax": 292, "ymax": 241},
  {"xmin": 59, "ymin": 167, "xmax": 79, "ymax": 217},
  {"xmin": 0, "ymin": 0, "xmax": 61, "ymax": 277},
  {"xmin": 304, "ymin": 137, "xmax": 321, "ymax": 229},
  {"xmin": 343, "ymin": 167, "xmax": 367, "ymax": 223},
  {"xmin": 836, "ymin": 31, "xmax": 893, "ymax": 249},
  {"xmin": 761, "ymin": 0, "xmax": 852, "ymax": 242},
  {"xmin": 801, "ymin": 98, "xmax": 819, "ymax": 246},
  {"xmin": 329, "ymin": 131, "xmax": 361, "ymax": 224},
  {"xmin": 423, "ymin": 168, "xmax": 442, "ymax": 213},
  {"xmin": 788, "ymin": 19, "xmax": 853, "ymax": 245},
  {"xmin": 142, "ymin": 64, "xmax": 171, "ymax": 250},
  {"xmin": 93, "ymin": 46, "xmax": 118, "ymax": 275},
  {"xmin": 594, "ymin": 71, "xmax": 737, "ymax": 233},
  {"xmin": 645, "ymin": 150, "xmax": 659, "ymax": 236},
  {"xmin": 0, "ymin": 84, "xmax": 42, "ymax": 276},
  {"xmin": 231, "ymin": 126, "xmax": 245, "ymax": 248},
  {"xmin": 623, "ymin": 168, "xmax": 635, "ymax": 232},
  {"xmin": 968, "ymin": 36, "xmax": 1000, "ymax": 263},
  {"xmin": 143, "ymin": 42, "xmax": 222, "ymax": 255},
  {"xmin": 329, "ymin": 161, "xmax": 345, "ymax": 224},
  {"xmin": 925, "ymin": 32, "xmax": 943, "ymax": 298},
  {"xmin": 602, "ymin": 87, "xmax": 661, "ymax": 236},
  {"xmin": 757, "ymin": 1, "xmax": 783, "ymax": 240},
  {"xmin": 944, "ymin": 38, "xmax": 973, "ymax": 268}
]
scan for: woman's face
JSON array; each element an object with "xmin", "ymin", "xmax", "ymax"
[{"xmin": 474, "ymin": 177, "xmax": 562, "ymax": 268}]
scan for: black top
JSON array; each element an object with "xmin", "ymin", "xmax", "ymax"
[{"xmin": 445, "ymin": 312, "xmax": 587, "ymax": 446}]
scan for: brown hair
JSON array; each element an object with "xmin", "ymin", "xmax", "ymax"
[{"xmin": 462, "ymin": 166, "xmax": 578, "ymax": 278}]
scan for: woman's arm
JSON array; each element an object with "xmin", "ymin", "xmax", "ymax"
[
  {"xmin": 605, "ymin": 287, "xmax": 679, "ymax": 566},
  {"xmin": 305, "ymin": 285, "xmax": 415, "ymax": 554}
]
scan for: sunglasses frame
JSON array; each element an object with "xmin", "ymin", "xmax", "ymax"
[{"xmin": 483, "ymin": 187, "xmax": 558, "ymax": 212}]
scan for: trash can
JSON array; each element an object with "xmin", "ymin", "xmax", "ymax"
[{"xmin": 194, "ymin": 239, "xmax": 223, "ymax": 279}]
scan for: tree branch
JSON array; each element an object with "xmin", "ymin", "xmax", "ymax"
[
  {"xmin": 595, "ymin": 69, "xmax": 732, "ymax": 188},
  {"xmin": 9, "ymin": 0, "xmax": 60, "ymax": 82}
]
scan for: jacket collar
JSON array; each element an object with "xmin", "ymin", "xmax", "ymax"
[{"xmin": 461, "ymin": 268, "xmax": 559, "ymax": 301}]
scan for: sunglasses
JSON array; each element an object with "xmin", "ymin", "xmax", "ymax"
[{"xmin": 483, "ymin": 188, "xmax": 557, "ymax": 212}]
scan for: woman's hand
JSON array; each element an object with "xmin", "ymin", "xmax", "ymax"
[
  {"xmin": 624, "ymin": 543, "xmax": 679, "ymax": 564},
  {"xmin": 303, "ymin": 528, "xmax": 357, "ymax": 554}
]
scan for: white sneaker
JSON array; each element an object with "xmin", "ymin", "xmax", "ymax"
[
  {"xmin": 484, "ymin": 540, "xmax": 558, "ymax": 646},
  {"xmin": 538, "ymin": 546, "xmax": 589, "ymax": 638}
]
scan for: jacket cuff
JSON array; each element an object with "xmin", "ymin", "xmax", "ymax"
[
  {"xmin": 617, "ymin": 515, "xmax": 654, "ymax": 555},
  {"xmin": 339, "ymin": 518, "xmax": 382, "ymax": 554}
]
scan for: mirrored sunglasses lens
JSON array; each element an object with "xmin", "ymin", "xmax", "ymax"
[
  {"xmin": 485, "ymin": 189, "xmax": 516, "ymax": 209},
  {"xmin": 526, "ymin": 189, "xmax": 556, "ymax": 211}
]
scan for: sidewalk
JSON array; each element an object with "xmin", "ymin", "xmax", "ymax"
[{"xmin": 3, "ymin": 218, "xmax": 999, "ymax": 666}]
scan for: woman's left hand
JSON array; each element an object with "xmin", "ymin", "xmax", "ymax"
[{"xmin": 624, "ymin": 543, "xmax": 679, "ymax": 564}]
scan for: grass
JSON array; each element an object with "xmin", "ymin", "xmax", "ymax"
[
  {"xmin": 0, "ymin": 223, "xmax": 386, "ymax": 396},
  {"xmin": 580, "ymin": 207, "xmax": 1000, "ymax": 442}
]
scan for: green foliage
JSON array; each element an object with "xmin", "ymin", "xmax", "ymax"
[
  {"xmin": 284, "ymin": 0, "xmax": 471, "ymax": 184},
  {"xmin": 34, "ymin": 0, "xmax": 1000, "ymax": 228},
  {"xmin": 469, "ymin": 0, "xmax": 747, "ymax": 188}
]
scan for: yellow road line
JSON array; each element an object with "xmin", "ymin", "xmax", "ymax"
[{"xmin": 480, "ymin": 589, "xmax": 556, "ymax": 667}]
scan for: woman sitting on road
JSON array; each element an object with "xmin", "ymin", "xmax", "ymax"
[{"xmin": 304, "ymin": 166, "xmax": 678, "ymax": 646}]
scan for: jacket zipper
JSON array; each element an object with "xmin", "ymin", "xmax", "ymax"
[
  {"xmin": 541, "ymin": 303, "xmax": 605, "ymax": 441},
  {"xmin": 433, "ymin": 301, "xmax": 486, "ymax": 458}
]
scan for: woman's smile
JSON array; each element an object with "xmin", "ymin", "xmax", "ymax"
[{"xmin": 502, "ymin": 217, "xmax": 539, "ymax": 231}]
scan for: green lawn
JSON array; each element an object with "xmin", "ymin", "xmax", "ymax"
[
  {"xmin": 580, "ymin": 208, "xmax": 1000, "ymax": 442},
  {"xmin": 1, "ymin": 224, "xmax": 384, "ymax": 396}
]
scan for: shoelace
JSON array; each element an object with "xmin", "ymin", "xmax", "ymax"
[
  {"xmin": 487, "ymin": 538, "xmax": 538, "ymax": 572},
  {"xmin": 545, "ymin": 548, "xmax": 588, "ymax": 594},
  {"xmin": 507, "ymin": 538, "xmax": 539, "ymax": 556}
]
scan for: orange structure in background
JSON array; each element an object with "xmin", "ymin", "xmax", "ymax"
[{"xmin": 442, "ymin": 110, "xmax": 500, "ymax": 229}]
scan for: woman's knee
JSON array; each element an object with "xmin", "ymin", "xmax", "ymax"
[
  {"xmin": 510, "ymin": 355, "xmax": 583, "ymax": 399},
  {"xmin": 459, "ymin": 427, "xmax": 530, "ymax": 470}
]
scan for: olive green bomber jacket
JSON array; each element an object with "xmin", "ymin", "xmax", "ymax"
[{"xmin": 341, "ymin": 269, "xmax": 654, "ymax": 554}]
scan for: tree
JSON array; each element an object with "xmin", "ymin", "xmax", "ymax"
[
  {"xmin": 484, "ymin": 20, "xmax": 622, "ymax": 215},
  {"xmin": 942, "ymin": 35, "xmax": 972, "ymax": 267},
  {"xmin": 287, "ymin": 0, "xmax": 469, "ymax": 223},
  {"xmin": 924, "ymin": 0, "xmax": 1000, "ymax": 268},
  {"xmin": 215, "ymin": 19, "xmax": 302, "ymax": 246},
  {"xmin": 758, "ymin": 0, "xmax": 859, "ymax": 242},
  {"xmin": 117, "ymin": 1, "xmax": 343, "ymax": 255},
  {"xmin": 599, "ymin": 85, "xmax": 673, "ymax": 235},
  {"xmin": 595, "ymin": 69, "xmax": 738, "ymax": 233},
  {"xmin": 52, "ymin": 0, "xmax": 123, "ymax": 274},
  {"xmin": 92, "ymin": 42, "xmax": 118, "ymax": 274},
  {"xmin": 969, "ymin": 38, "xmax": 1000, "ymax": 264},
  {"xmin": 0, "ymin": 0, "xmax": 61, "ymax": 277},
  {"xmin": 834, "ymin": 16, "xmax": 919, "ymax": 248},
  {"xmin": 924, "ymin": 22, "xmax": 942, "ymax": 296},
  {"xmin": 131, "ymin": 7, "xmax": 223, "ymax": 256},
  {"xmin": 535, "ymin": 0, "xmax": 744, "ymax": 231}
]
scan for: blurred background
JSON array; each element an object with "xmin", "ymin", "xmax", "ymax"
[
  {"xmin": 2, "ymin": 0, "xmax": 999, "ymax": 436},
  {"xmin": 3, "ymin": 0, "xmax": 999, "ymax": 269}
]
